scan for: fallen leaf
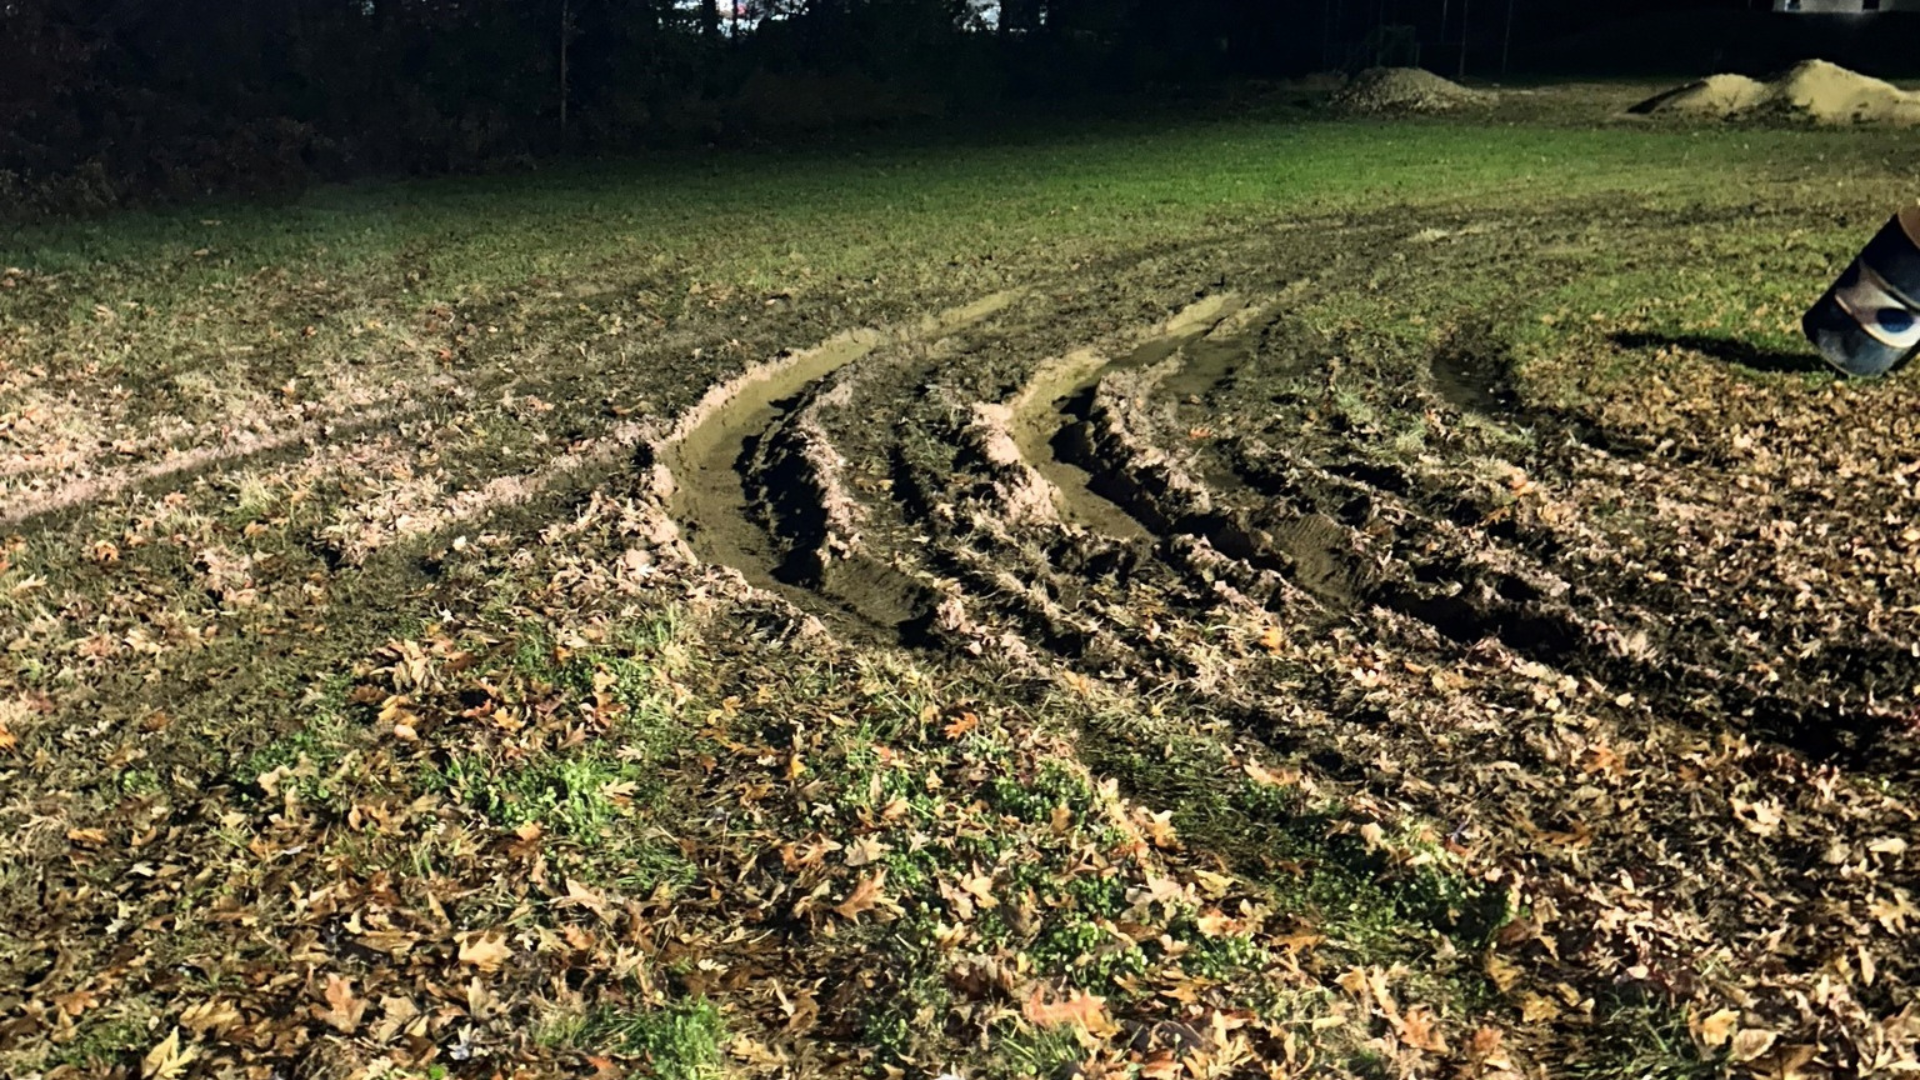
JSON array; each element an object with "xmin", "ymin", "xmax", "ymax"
[
  {"xmin": 1049, "ymin": 804, "xmax": 1074, "ymax": 835},
  {"xmin": 179, "ymin": 999, "xmax": 241, "ymax": 1039},
  {"xmin": 1397, "ymin": 1005, "xmax": 1448, "ymax": 1054},
  {"xmin": 370, "ymin": 995, "xmax": 422, "ymax": 1043},
  {"xmin": 834, "ymin": 870, "xmax": 887, "ymax": 921},
  {"xmin": 1869, "ymin": 890, "xmax": 1917, "ymax": 934},
  {"xmin": 457, "ymin": 929, "xmax": 513, "ymax": 972},
  {"xmin": 1693, "ymin": 1008, "xmax": 1739, "ymax": 1050},
  {"xmin": 1730, "ymin": 1028, "xmax": 1778, "ymax": 1064},
  {"xmin": 844, "ymin": 835, "xmax": 889, "ymax": 868},
  {"xmin": 314, "ymin": 974, "xmax": 366, "ymax": 1034},
  {"xmin": 1193, "ymin": 909, "xmax": 1236, "ymax": 938},
  {"xmin": 1244, "ymin": 760, "xmax": 1298, "ymax": 788},
  {"xmin": 142, "ymin": 1028, "xmax": 197, "ymax": 1080},
  {"xmin": 1465, "ymin": 1026, "xmax": 1507, "ymax": 1064},
  {"xmin": 1023, "ymin": 987, "xmax": 1117, "ymax": 1034},
  {"xmin": 1516, "ymin": 992, "xmax": 1562, "ymax": 1024},
  {"xmin": 1485, "ymin": 953, "xmax": 1521, "ymax": 993},
  {"xmin": 943, "ymin": 711, "xmax": 979, "ymax": 739}
]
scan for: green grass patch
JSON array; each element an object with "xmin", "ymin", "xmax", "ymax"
[
  {"xmin": 233, "ymin": 673, "xmax": 357, "ymax": 808},
  {"xmin": 12, "ymin": 115, "xmax": 1916, "ymax": 379},
  {"xmin": 43, "ymin": 1010, "xmax": 149, "ymax": 1073},
  {"xmin": 547, "ymin": 997, "xmax": 728, "ymax": 1080},
  {"xmin": 1569, "ymin": 990, "xmax": 1724, "ymax": 1080},
  {"xmin": 1072, "ymin": 697, "xmax": 1507, "ymax": 958}
]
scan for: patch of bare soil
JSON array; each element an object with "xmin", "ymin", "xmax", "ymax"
[
  {"xmin": 1633, "ymin": 58, "xmax": 1920, "ymax": 125},
  {"xmin": 1329, "ymin": 67, "xmax": 1496, "ymax": 114}
]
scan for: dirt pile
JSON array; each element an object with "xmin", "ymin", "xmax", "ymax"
[
  {"xmin": 1328, "ymin": 67, "xmax": 1494, "ymax": 114},
  {"xmin": 1633, "ymin": 58, "xmax": 1920, "ymax": 124}
]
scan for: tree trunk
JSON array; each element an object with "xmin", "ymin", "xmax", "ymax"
[
  {"xmin": 1501, "ymin": 0, "xmax": 1515, "ymax": 75},
  {"xmin": 1456, "ymin": 0, "xmax": 1469, "ymax": 79}
]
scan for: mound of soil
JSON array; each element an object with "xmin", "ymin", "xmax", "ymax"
[
  {"xmin": 1329, "ymin": 67, "xmax": 1494, "ymax": 114},
  {"xmin": 1633, "ymin": 58, "xmax": 1920, "ymax": 125},
  {"xmin": 1633, "ymin": 73, "xmax": 1768, "ymax": 118}
]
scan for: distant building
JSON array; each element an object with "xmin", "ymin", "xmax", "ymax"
[{"xmin": 1775, "ymin": 0, "xmax": 1920, "ymax": 11}]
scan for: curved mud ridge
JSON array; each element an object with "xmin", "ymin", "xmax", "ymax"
[
  {"xmin": 656, "ymin": 291, "xmax": 1018, "ymax": 640},
  {"xmin": 654, "ymin": 266, "xmax": 1920, "ymax": 1061}
]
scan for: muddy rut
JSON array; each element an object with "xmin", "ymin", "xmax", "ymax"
[{"xmin": 654, "ymin": 223, "xmax": 1920, "ymax": 1065}]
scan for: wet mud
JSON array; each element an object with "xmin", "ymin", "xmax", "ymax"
[{"xmin": 649, "ymin": 211, "xmax": 1920, "ymax": 1059}]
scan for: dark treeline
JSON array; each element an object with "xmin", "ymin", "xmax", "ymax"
[{"xmin": 0, "ymin": 0, "xmax": 1801, "ymax": 213}]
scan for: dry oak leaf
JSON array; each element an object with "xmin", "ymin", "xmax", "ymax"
[
  {"xmin": 51, "ymin": 989, "xmax": 97, "ymax": 1018},
  {"xmin": 1730, "ymin": 1029, "xmax": 1778, "ymax": 1064},
  {"xmin": 1485, "ymin": 953, "xmax": 1522, "ymax": 993},
  {"xmin": 1869, "ymin": 890, "xmax": 1918, "ymax": 933},
  {"xmin": 943, "ymin": 711, "xmax": 980, "ymax": 739},
  {"xmin": 1515, "ymin": 992, "xmax": 1562, "ymax": 1024},
  {"xmin": 1243, "ymin": 760, "xmax": 1298, "ymax": 788},
  {"xmin": 142, "ymin": 1028, "xmax": 198, "ymax": 1080},
  {"xmin": 1023, "ymin": 987, "xmax": 1118, "ymax": 1035},
  {"xmin": 1193, "ymin": 909, "xmax": 1238, "ymax": 938},
  {"xmin": 1692, "ymin": 1008, "xmax": 1739, "ymax": 1050},
  {"xmin": 844, "ymin": 835, "xmax": 890, "ymax": 868},
  {"xmin": 1465, "ymin": 1026, "xmax": 1511, "ymax": 1068},
  {"xmin": 457, "ymin": 928, "xmax": 514, "ymax": 972},
  {"xmin": 1135, "ymin": 808, "xmax": 1178, "ymax": 849},
  {"xmin": 834, "ymin": 870, "xmax": 888, "ymax": 921},
  {"xmin": 1397, "ymin": 1005, "xmax": 1448, "ymax": 1054},
  {"xmin": 1730, "ymin": 797, "xmax": 1782, "ymax": 838},
  {"xmin": 1050, "ymin": 804, "xmax": 1074, "ymax": 835},
  {"xmin": 314, "ymin": 974, "xmax": 367, "ymax": 1034},
  {"xmin": 179, "ymin": 998, "xmax": 242, "ymax": 1039}
]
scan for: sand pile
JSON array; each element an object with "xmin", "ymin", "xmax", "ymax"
[
  {"xmin": 1633, "ymin": 59, "xmax": 1920, "ymax": 125},
  {"xmin": 1329, "ymin": 68, "xmax": 1495, "ymax": 114}
]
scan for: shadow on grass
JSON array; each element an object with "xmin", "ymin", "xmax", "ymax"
[{"xmin": 1608, "ymin": 331, "xmax": 1831, "ymax": 376}]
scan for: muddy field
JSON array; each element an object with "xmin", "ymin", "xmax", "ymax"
[{"xmin": 3, "ymin": 86, "xmax": 1920, "ymax": 1080}]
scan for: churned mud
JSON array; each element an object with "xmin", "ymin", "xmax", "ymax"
[
  {"xmin": 658, "ymin": 292, "xmax": 1019, "ymax": 639},
  {"xmin": 645, "ymin": 206, "xmax": 1920, "ymax": 1069}
]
